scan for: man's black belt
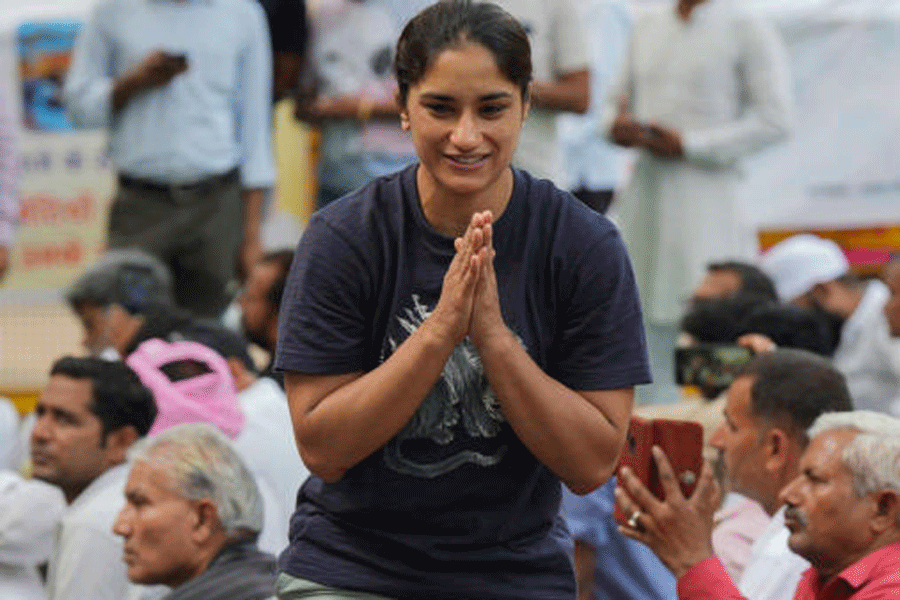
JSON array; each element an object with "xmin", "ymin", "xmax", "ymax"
[{"xmin": 118, "ymin": 167, "xmax": 239, "ymax": 193}]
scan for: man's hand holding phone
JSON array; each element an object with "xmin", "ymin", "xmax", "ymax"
[
  {"xmin": 113, "ymin": 49, "xmax": 189, "ymax": 111},
  {"xmin": 615, "ymin": 445, "xmax": 721, "ymax": 578},
  {"xmin": 132, "ymin": 50, "xmax": 189, "ymax": 89}
]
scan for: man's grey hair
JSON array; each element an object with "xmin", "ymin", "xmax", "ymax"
[
  {"xmin": 808, "ymin": 411, "xmax": 900, "ymax": 508},
  {"xmin": 128, "ymin": 423, "xmax": 263, "ymax": 536},
  {"xmin": 66, "ymin": 249, "xmax": 175, "ymax": 313}
]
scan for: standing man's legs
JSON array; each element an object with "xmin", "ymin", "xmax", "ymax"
[{"xmin": 107, "ymin": 170, "xmax": 243, "ymax": 318}]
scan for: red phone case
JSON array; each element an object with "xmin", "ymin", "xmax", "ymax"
[{"xmin": 612, "ymin": 417, "xmax": 704, "ymax": 526}]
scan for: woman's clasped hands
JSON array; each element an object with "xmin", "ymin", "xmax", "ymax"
[{"xmin": 431, "ymin": 210, "xmax": 507, "ymax": 349}]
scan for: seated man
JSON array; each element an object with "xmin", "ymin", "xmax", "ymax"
[
  {"xmin": 621, "ymin": 349, "xmax": 853, "ymax": 600},
  {"xmin": 66, "ymin": 249, "xmax": 255, "ymax": 372},
  {"xmin": 126, "ymin": 338, "xmax": 307, "ymax": 556},
  {"xmin": 616, "ymin": 407, "xmax": 900, "ymax": 599},
  {"xmin": 238, "ymin": 249, "xmax": 294, "ymax": 388},
  {"xmin": 30, "ymin": 357, "xmax": 157, "ymax": 600},
  {"xmin": 113, "ymin": 422, "xmax": 276, "ymax": 600},
  {"xmin": 760, "ymin": 234, "xmax": 899, "ymax": 411}
]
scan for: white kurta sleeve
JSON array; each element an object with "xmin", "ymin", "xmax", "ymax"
[{"xmin": 682, "ymin": 13, "xmax": 793, "ymax": 167}]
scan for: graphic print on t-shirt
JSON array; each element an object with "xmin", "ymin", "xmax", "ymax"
[{"xmin": 382, "ymin": 295, "xmax": 509, "ymax": 478}]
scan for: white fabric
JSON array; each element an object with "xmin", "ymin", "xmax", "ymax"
[
  {"xmin": 758, "ymin": 234, "xmax": 850, "ymax": 301},
  {"xmin": 0, "ymin": 471, "xmax": 65, "ymax": 600},
  {"xmin": 605, "ymin": 1, "xmax": 792, "ymax": 324},
  {"xmin": 0, "ymin": 398, "xmax": 19, "ymax": 470},
  {"xmin": 832, "ymin": 280, "xmax": 900, "ymax": 413},
  {"xmin": 888, "ymin": 338, "xmax": 900, "ymax": 417},
  {"xmin": 737, "ymin": 506, "xmax": 809, "ymax": 600},
  {"xmin": 493, "ymin": 0, "xmax": 590, "ymax": 184},
  {"xmin": 234, "ymin": 377, "xmax": 309, "ymax": 556},
  {"xmin": 46, "ymin": 464, "xmax": 149, "ymax": 600}
]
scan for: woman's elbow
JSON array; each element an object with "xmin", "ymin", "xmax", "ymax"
[
  {"xmin": 298, "ymin": 445, "xmax": 347, "ymax": 483},
  {"xmin": 562, "ymin": 462, "xmax": 617, "ymax": 496}
]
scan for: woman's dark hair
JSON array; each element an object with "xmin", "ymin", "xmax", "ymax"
[{"xmin": 394, "ymin": 0, "xmax": 532, "ymax": 106}]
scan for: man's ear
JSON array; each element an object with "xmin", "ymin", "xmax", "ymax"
[
  {"xmin": 192, "ymin": 499, "xmax": 221, "ymax": 543},
  {"xmin": 871, "ymin": 490, "xmax": 900, "ymax": 534},
  {"xmin": 399, "ymin": 107, "xmax": 410, "ymax": 131},
  {"xmin": 226, "ymin": 357, "xmax": 255, "ymax": 392},
  {"xmin": 103, "ymin": 425, "xmax": 139, "ymax": 466},
  {"xmin": 762, "ymin": 427, "xmax": 791, "ymax": 473}
]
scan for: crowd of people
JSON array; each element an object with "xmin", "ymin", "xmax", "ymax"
[{"xmin": 1, "ymin": 0, "xmax": 900, "ymax": 599}]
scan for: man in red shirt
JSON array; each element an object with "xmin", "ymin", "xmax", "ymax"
[{"xmin": 617, "ymin": 410, "xmax": 900, "ymax": 600}]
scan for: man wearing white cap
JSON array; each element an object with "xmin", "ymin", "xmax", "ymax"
[{"xmin": 759, "ymin": 234, "xmax": 900, "ymax": 413}]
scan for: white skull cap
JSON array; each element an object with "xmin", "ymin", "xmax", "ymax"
[{"xmin": 758, "ymin": 234, "xmax": 849, "ymax": 301}]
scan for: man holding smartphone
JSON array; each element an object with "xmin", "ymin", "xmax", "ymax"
[
  {"xmin": 64, "ymin": 0, "xmax": 275, "ymax": 319},
  {"xmin": 617, "ymin": 349, "xmax": 853, "ymax": 600}
]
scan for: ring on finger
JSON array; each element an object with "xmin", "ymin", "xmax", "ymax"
[{"xmin": 627, "ymin": 510, "xmax": 641, "ymax": 529}]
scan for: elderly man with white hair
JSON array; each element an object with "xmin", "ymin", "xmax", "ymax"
[
  {"xmin": 759, "ymin": 234, "xmax": 900, "ymax": 413},
  {"xmin": 113, "ymin": 423, "xmax": 276, "ymax": 600},
  {"xmin": 616, "ymin": 409, "xmax": 900, "ymax": 600}
]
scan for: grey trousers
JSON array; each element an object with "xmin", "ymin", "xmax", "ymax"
[{"xmin": 107, "ymin": 169, "xmax": 242, "ymax": 318}]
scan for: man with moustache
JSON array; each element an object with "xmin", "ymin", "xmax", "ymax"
[
  {"xmin": 113, "ymin": 423, "xmax": 276, "ymax": 600},
  {"xmin": 616, "ymin": 349, "xmax": 853, "ymax": 600},
  {"xmin": 30, "ymin": 357, "xmax": 157, "ymax": 600},
  {"xmin": 618, "ymin": 409, "xmax": 900, "ymax": 599}
]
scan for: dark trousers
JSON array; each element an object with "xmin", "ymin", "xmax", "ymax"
[{"xmin": 107, "ymin": 169, "xmax": 242, "ymax": 318}]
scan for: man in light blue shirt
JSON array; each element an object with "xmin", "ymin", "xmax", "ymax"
[
  {"xmin": 64, "ymin": 0, "xmax": 276, "ymax": 318},
  {"xmin": 557, "ymin": 0, "xmax": 631, "ymax": 214}
]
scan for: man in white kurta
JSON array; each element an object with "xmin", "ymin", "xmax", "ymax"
[{"xmin": 603, "ymin": 0, "xmax": 792, "ymax": 402}]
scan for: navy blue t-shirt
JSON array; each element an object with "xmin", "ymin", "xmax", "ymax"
[{"xmin": 275, "ymin": 165, "xmax": 650, "ymax": 600}]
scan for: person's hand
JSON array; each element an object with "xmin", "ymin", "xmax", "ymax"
[
  {"xmin": 615, "ymin": 446, "xmax": 721, "ymax": 578},
  {"xmin": 125, "ymin": 50, "xmax": 189, "ymax": 90},
  {"xmin": 644, "ymin": 123, "xmax": 684, "ymax": 157},
  {"xmin": 293, "ymin": 95, "xmax": 322, "ymax": 125},
  {"xmin": 237, "ymin": 231, "xmax": 262, "ymax": 284},
  {"xmin": 0, "ymin": 245, "xmax": 9, "ymax": 282},
  {"xmin": 429, "ymin": 213, "xmax": 490, "ymax": 346},
  {"xmin": 610, "ymin": 114, "xmax": 646, "ymax": 147},
  {"xmin": 468, "ymin": 211, "xmax": 507, "ymax": 349},
  {"xmin": 295, "ymin": 95, "xmax": 367, "ymax": 124},
  {"xmin": 736, "ymin": 333, "xmax": 777, "ymax": 355}
]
